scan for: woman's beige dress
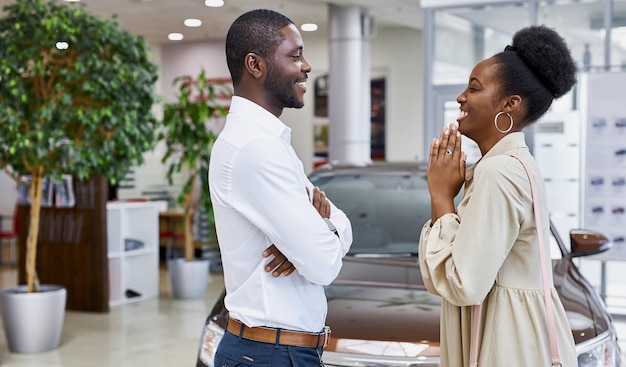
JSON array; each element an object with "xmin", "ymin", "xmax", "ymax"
[{"xmin": 419, "ymin": 133, "xmax": 577, "ymax": 367}]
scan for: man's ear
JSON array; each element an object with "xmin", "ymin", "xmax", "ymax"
[{"xmin": 244, "ymin": 52, "xmax": 265, "ymax": 80}]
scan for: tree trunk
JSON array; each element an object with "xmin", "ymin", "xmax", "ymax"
[
  {"xmin": 183, "ymin": 176, "xmax": 195, "ymax": 262},
  {"xmin": 26, "ymin": 167, "xmax": 43, "ymax": 293}
]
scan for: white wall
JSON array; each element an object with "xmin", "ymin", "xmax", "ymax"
[
  {"xmin": 160, "ymin": 40, "xmax": 230, "ymax": 102},
  {"xmin": 0, "ymin": 172, "xmax": 17, "ymax": 232},
  {"xmin": 0, "ymin": 172, "xmax": 17, "ymax": 210}
]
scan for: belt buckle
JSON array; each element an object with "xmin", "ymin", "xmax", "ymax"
[{"xmin": 322, "ymin": 326, "xmax": 331, "ymax": 347}]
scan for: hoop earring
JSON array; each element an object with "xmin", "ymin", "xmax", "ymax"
[{"xmin": 494, "ymin": 112, "xmax": 513, "ymax": 133}]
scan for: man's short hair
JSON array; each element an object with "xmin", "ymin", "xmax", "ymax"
[{"xmin": 226, "ymin": 9, "xmax": 294, "ymax": 86}]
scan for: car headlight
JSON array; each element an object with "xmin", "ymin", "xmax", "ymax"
[
  {"xmin": 576, "ymin": 330, "xmax": 622, "ymax": 367},
  {"xmin": 197, "ymin": 320, "xmax": 225, "ymax": 367}
]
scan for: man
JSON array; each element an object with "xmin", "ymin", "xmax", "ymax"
[{"xmin": 209, "ymin": 9, "xmax": 353, "ymax": 367}]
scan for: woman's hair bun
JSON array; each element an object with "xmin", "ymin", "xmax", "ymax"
[{"xmin": 512, "ymin": 25, "xmax": 577, "ymax": 98}]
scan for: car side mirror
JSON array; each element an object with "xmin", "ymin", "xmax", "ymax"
[{"xmin": 569, "ymin": 229, "xmax": 611, "ymax": 257}]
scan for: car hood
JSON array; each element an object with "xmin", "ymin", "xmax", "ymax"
[
  {"xmin": 320, "ymin": 255, "xmax": 611, "ymax": 357},
  {"xmin": 324, "ymin": 283, "xmax": 441, "ymax": 357}
]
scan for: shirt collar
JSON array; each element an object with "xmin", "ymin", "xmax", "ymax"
[
  {"xmin": 481, "ymin": 132, "xmax": 527, "ymax": 159},
  {"xmin": 229, "ymin": 96, "xmax": 292, "ymax": 142},
  {"xmin": 466, "ymin": 132, "xmax": 528, "ymax": 179}
]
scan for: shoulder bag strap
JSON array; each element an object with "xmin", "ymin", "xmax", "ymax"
[{"xmin": 470, "ymin": 155, "xmax": 561, "ymax": 366}]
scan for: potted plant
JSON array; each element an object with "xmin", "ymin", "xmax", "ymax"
[
  {"xmin": 160, "ymin": 69, "xmax": 228, "ymax": 299},
  {"xmin": 0, "ymin": 0, "xmax": 159, "ymax": 352}
]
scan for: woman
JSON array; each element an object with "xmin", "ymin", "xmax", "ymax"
[{"xmin": 418, "ymin": 25, "xmax": 578, "ymax": 366}]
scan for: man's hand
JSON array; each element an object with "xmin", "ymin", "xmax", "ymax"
[
  {"xmin": 262, "ymin": 244, "xmax": 295, "ymax": 277},
  {"xmin": 307, "ymin": 186, "xmax": 330, "ymax": 218}
]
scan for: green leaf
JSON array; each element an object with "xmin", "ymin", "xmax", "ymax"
[
  {"xmin": 159, "ymin": 69, "xmax": 230, "ymax": 228},
  {"xmin": 0, "ymin": 0, "xmax": 161, "ymax": 290}
]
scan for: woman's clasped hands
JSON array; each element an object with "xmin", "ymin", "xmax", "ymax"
[{"xmin": 427, "ymin": 123, "xmax": 467, "ymax": 220}]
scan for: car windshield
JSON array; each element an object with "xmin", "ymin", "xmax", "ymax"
[
  {"xmin": 311, "ymin": 168, "xmax": 567, "ymax": 260},
  {"xmin": 311, "ymin": 172, "xmax": 432, "ymax": 256}
]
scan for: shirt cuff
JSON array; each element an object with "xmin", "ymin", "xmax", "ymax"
[{"xmin": 323, "ymin": 218, "xmax": 339, "ymax": 237}]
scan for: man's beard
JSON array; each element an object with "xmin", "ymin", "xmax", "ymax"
[{"xmin": 264, "ymin": 66, "xmax": 304, "ymax": 109}]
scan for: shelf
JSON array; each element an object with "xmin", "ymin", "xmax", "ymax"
[
  {"xmin": 108, "ymin": 249, "xmax": 155, "ymax": 259},
  {"xmin": 123, "ymin": 248, "xmax": 155, "ymax": 257},
  {"xmin": 106, "ymin": 201, "xmax": 166, "ymax": 307}
]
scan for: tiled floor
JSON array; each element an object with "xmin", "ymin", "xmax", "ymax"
[
  {"xmin": 0, "ymin": 265, "xmax": 624, "ymax": 367},
  {"xmin": 0, "ymin": 265, "xmax": 225, "ymax": 367}
]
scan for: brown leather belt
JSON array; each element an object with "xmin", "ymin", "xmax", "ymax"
[{"xmin": 226, "ymin": 317, "xmax": 331, "ymax": 348}]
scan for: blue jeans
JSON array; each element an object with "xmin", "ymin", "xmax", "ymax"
[{"xmin": 214, "ymin": 331, "xmax": 324, "ymax": 367}]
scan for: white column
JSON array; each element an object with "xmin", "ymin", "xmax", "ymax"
[{"xmin": 328, "ymin": 4, "xmax": 371, "ymax": 165}]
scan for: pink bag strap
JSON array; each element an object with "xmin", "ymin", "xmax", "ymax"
[{"xmin": 469, "ymin": 155, "xmax": 561, "ymax": 367}]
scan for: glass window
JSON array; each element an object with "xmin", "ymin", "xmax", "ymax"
[
  {"xmin": 431, "ymin": 0, "xmax": 618, "ymax": 83},
  {"xmin": 537, "ymin": 0, "xmax": 606, "ymax": 72},
  {"xmin": 432, "ymin": 2, "xmax": 528, "ymax": 85},
  {"xmin": 611, "ymin": 0, "xmax": 626, "ymax": 70}
]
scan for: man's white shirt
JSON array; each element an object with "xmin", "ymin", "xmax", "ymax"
[{"xmin": 209, "ymin": 96, "xmax": 353, "ymax": 332}]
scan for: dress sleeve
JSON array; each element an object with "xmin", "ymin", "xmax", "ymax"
[
  {"xmin": 418, "ymin": 158, "xmax": 526, "ymax": 306},
  {"xmin": 418, "ymin": 213, "xmax": 460, "ymax": 297}
]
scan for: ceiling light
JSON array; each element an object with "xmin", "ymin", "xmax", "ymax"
[
  {"xmin": 168, "ymin": 33, "xmax": 184, "ymax": 41},
  {"xmin": 55, "ymin": 41, "xmax": 69, "ymax": 50},
  {"xmin": 184, "ymin": 19, "xmax": 202, "ymax": 27},
  {"xmin": 204, "ymin": 0, "xmax": 224, "ymax": 7},
  {"xmin": 64, "ymin": 0, "xmax": 80, "ymax": 2},
  {"xmin": 301, "ymin": 23, "xmax": 318, "ymax": 32}
]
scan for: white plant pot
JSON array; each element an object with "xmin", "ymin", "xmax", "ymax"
[
  {"xmin": 168, "ymin": 258, "xmax": 210, "ymax": 299},
  {"xmin": 0, "ymin": 284, "xmax": 66, "ymax": 353}
]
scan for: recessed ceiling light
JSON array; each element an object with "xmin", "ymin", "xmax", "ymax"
[
  {"xmin": 204, "ymin": 0, "xmax": 224, "ymax": 7},
  {"xmin": 168, "ymin": 33, "xmax": 184, "ymax": 41},
  {"xmin": 301, "ymin": 23, "xmax": 318, "ymax": 32},
  {"xmin": 184, "ymin": 18, "xmax": 202, "ymax": 27}
]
